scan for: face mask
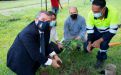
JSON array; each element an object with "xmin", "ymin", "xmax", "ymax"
[
  {"xmin": 37, "ymin": 21, "xmax": 50, "ymax": 32},
  {"xmin": 50, "ymin": 21, "xmax": 56, "ymax": 27},
  {"xmin": 94, "ymin": 12, "xmax": 102, "ymax": 18},
  {"xmin": 70, "ymin": 14, "xmax": 78, "ymax": 20}
]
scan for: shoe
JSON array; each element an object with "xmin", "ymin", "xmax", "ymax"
[{"xmin": 94, "ymin": 60, "xmax": 105, "ymax": 69}]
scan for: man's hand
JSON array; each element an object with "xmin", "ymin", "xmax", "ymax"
[
  {"xmin": 92, "ymin": 38, "xmax": 103, "ymax": 48},
  {"xmin": 51, "ymin": 59, "xmax": 60, "ymax": 69},
  {"xmin": 75, "ymin": 36, "xmax": 81, "ymax": 40},
  {"xmin": 53, "ymin": 55, "xmax": 62, "ymax": 65},
  {"xmin": 87, "ymin": 42, "xmax": 92, "ymax": 53},
  {"xmin": 57, "ymin": 43, "xmax": 63, "ymax": 49}
]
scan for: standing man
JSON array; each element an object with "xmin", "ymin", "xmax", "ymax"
[
  {"xmin": 7, "ymin": 11, "xmax": 62, "ymax": 75},
  {"xmin": 64, "ymin": 7, "xmax": 86, "ymax": 42},
  {"xmin": 50, "ymin": 0, "xmax": 62, "ymax": 15},
  {"xmin": 86, "ymin": 0, "xmax": 119, "ymax": 68}
]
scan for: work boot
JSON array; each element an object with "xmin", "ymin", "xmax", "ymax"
[
  {"xmin": 94, "ymin": 60, "xmax": 105, "ymax": 69},
  {"xmin": 95, "ymin": 51, "xmax": 107, "ymax": 69}
]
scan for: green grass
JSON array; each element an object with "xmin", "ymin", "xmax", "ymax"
[
  {"xmin": 0, "ymin": 0, "xmax": 121, "ymax": 75},
  {"xmin": 0, "ymin": 0, "xmax": 43, "ymax": 10}
]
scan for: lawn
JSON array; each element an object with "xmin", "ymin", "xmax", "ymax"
[
  {"xmin": 0, "ymin": 0, "xmax": 121, "ymax": 75},
  {"xmin": 0, "ymin": 0, "xmax": 45, "ymax": 10}
]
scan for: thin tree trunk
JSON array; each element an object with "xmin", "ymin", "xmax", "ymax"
[
  {"xmin": 45, "ymin": 0, "xmax": 47, "ymax": 11},
  {"xmin": 41, "ymin": 0, "xmax": 42, "ymax": 10}
]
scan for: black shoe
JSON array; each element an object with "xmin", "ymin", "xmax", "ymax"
[
  {"xmin": 94, "ymin": 60, "xmax": 105, "ymax": 69},
  {"xmin": 99, "ymin": 70, "xmax": 105, "ymax": 74}
]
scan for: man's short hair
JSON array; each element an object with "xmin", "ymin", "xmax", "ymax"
[
  {"xmin": 36, "ymin": 11, "xmax": 50, "ymax": 19},
  {"xmin": 48, "ymin": 11, "xmax": 57, "ymax": 19},
  {"xmin": 69, "ymin": 7, "xmax": 78, "ymax": 12},
  {"xmin": 92, "ymin": 0, "xmax": 106, "ymax": 8}
]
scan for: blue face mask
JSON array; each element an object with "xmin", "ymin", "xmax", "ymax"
[
  {"xmin": 37, "ymin": 21, "xmax": 50, "ymax": 32},
  {"xmin": 50, "ymin": 21, "xmax": 56, "ymax": 27},
  {"xmin": 94, "ymin": 12, "xmax": 102, "ymax": 18}
]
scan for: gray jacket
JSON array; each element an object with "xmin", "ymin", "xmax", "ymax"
[{"xmin": 64, "ymin": 15, "xmax": 86, "ymax": 41}]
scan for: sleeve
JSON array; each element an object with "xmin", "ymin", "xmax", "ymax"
[
  {"xmin": 54, "ymin": 28, "xmax": 59, "ymax": 41},
  {"xmin": 109, "ymin": 10, "xmax": 119, "ymax": 34},
  {"xmin": 50, "ymin": 27, "xmax": 59, "ymax": 42},
  {"xmin": 79, "ymin": 18, "xmax": 86, "ymax": 41},
  {"xmin": 45, "ymin": 58, "xmax": 52, "ymax": 65},
  {"xmin": 45, "ymin": 51, "xmax": 57, "ymax": 66},
  {"xmin": 19, "ymin": 32, "xmax": 48, "ymax": 65},
  {"xmin": 102, "ymin": 11, "xmax": 119, "ymax": 41},
  {"xmin": 64, "ymin": 19, "xmax": 70, "ymax": 40},
  {"xmin": 86, "ymin": 11, "xmax": 95, "ymax": 42}
]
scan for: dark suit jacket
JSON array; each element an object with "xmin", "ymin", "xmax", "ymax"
[{"xmin": 7, "ymin": 21, "xmax": 52, "ymax": 73}]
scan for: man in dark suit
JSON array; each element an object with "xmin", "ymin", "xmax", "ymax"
[{"xmin": 7, "ymin": 11, "xmax": 62, "ymax": 75}]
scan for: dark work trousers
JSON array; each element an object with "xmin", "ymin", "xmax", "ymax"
[{"xmin": 84, "ymin": 28, "xmax": 113, "ymax": 61}]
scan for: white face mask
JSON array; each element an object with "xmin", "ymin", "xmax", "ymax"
[
  {"xmin": 94, "ymin": 12, "xmax": 102, "ymax": 18},
  {"xmin": 50, "ymin": 21, "xmax": 56, "ymax": 27}
]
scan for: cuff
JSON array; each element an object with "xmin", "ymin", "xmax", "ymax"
[
  {"xmin": 49, "ymin": 51, "xmax": 56, "ymax": 58},
  {"xmin": 45, "ymin": 58, "xmax": 52, "ymax": 66},
  {"xmin": 57, "ymin": 42, "xmax": 62, "ymax": 44}
]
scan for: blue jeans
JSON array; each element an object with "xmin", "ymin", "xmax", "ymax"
[{"xmin": 52, "ymin": 7, "xmax": 59, "ymax": 15}]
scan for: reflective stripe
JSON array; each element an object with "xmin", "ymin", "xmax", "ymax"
[
  {"xmin": 96, "ymin": 27, "xmax": 109, "ymax": 33},
  {"xmin": 87, "ymin": 30, "xmax": 94, "ymax": 33},
  {"xmin": 97, "ymin": 27, "xmax": 109, "ymax": 30},
  {"xmin": 86, "ymin": 25, "xmax": 94, "ymax": 29},
  {"xmin": 100, "ymin": 50, "xmax": 107, "ymax": 53},
  {"xmin": 97, "ymin": 27, "xmax": 109, "ymax": 31},
  {"xmin": 109, "ymin": 29, "xmax": 117, "ymax": 33},
  {"xmin": 110, "ymin": 25, "xmax": 118, "ymax": 29},
  {"xmin": 98, "ymin": 30, "xmax": 109, "ymax": 33}
]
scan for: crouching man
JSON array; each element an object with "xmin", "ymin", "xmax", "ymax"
[
  {"xmin": 7, "ymin": 11, "xmax": 62, "ymax": 75},
  {"xmin": 85, "ymin": 0, "xmax": 119, "ymax": 68}
]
